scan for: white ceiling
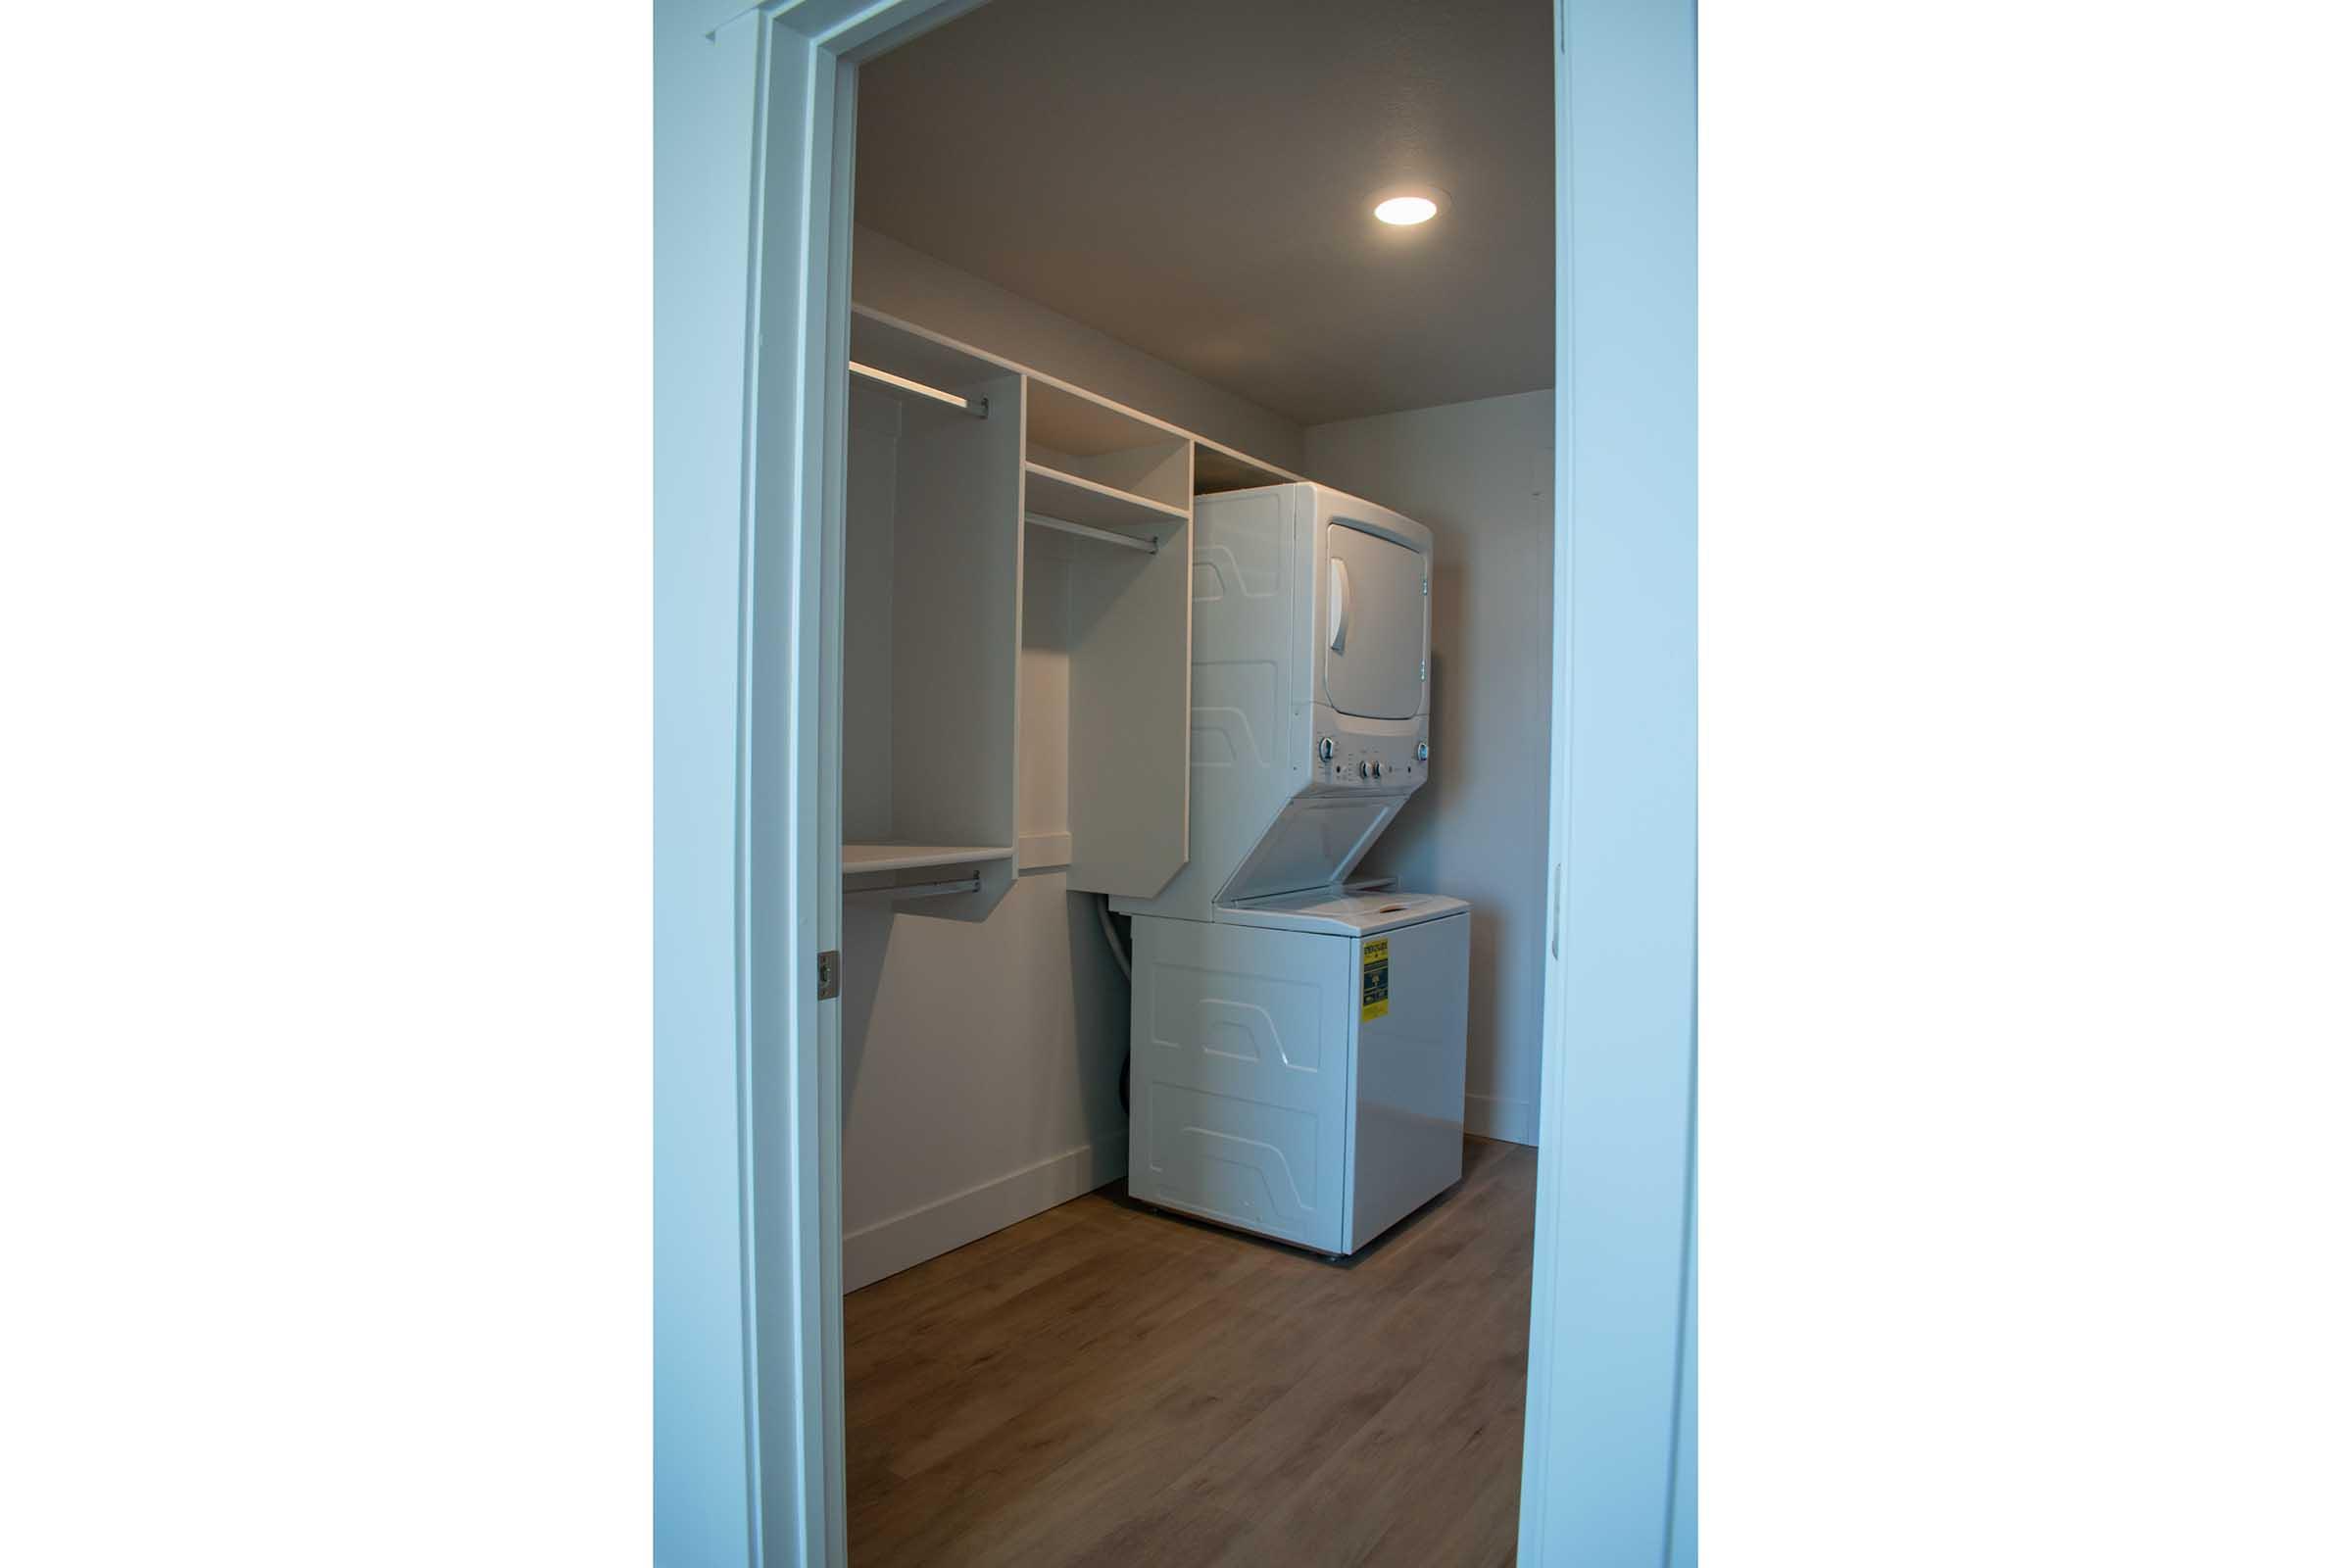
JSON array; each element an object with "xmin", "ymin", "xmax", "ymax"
[{"xmin": 855, "ymin": 0, "xmax": 1555, "ymax": 428}]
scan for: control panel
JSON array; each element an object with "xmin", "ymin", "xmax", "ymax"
[{"xmin": 1312, "ymin": 731, "xmax": 1428, "ymax": 791}]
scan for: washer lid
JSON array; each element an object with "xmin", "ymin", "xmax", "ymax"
[{"xmin": 1215, "ymin": 888, "xmax": 1470, "ymax": 937}]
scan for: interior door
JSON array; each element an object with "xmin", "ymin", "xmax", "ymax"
[{"xmin": 1320, "ymin": 522, "xmax": 1428, "ymax": 720}]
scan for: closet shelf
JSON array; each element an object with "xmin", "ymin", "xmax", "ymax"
[
  {"xmin": 843, "ymin": 842, "xmax": 1015, "ymax": 873},
  {"xmin": 1023, "ymin": 461, "xmax": 1189, "ymax": 534},
  {"xmin": 1027, "ymin": 378, "xmax": 1179, "ymax": 458},
  {"xmin": 849, "ymin": 360, "xmax": 988, "ymax": 418},
  {"xmin": 1026, "ymin": 512, "xmax": 1156, "ymax": 554},
  {"xmin": 1194, "ymin": 441, "xmax": 1298, "ymax": 496}
]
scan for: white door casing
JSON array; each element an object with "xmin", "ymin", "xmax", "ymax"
[{"xmin": 655, "ymin": 0, "xmax": 1698, "ymax": 1561}]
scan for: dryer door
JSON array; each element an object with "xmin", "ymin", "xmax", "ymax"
[{"xmin": 1320, "ymin": 521, "xmax": 1428, "ymax": 720}]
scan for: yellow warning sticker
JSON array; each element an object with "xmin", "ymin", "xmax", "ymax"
[{"xmin": 1360, "ymin": 938, "xmax": 1391, "ymax": 1021}]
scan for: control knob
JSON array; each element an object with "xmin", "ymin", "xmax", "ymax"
[{"xmin": 1318, "ymin": 736, "xmax": 1335, "ymax": 761}]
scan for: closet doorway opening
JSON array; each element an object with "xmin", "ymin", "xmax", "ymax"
[{"xmin": 814, "ymin": 2, "xmax": 1559, "ymax": 1563}]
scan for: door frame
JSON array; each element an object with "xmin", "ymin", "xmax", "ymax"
[
  {"xmin": 682, "ymin": 0, "xmax": 1699, "ymax": 1561},
  {"xmin": 1516, "ymin": 2, "xmax": 1699, "ymax": 1562}
]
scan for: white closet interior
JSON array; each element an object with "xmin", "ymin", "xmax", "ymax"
[
  {"xmin": 1019, "ymin": 380, "xmax": 1192, "ymax": 894},
  {"xmin": 838, "ymin": 306, "xmax": 1298, "ymax": 1288},
  {"xmin": 843, "ymin": 307, "xmax": 1290, "ymax": 913},
  {"xmin": 843, "ymin": 315, "xmax": 1020, "ymax": 901},
  {"xmin": 834, "ymin": 0, "xmax": 1561, "ymax": 1295}
]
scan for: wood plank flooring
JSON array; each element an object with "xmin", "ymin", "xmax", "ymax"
[{"xmin": 844, "ymin": 1136, "xmax": 1537, "ymax": 1567}]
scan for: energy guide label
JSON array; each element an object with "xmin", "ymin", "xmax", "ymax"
[{"xmin": 1360, "ymin": 938, "xmax": 1390, "ymax": 1021}]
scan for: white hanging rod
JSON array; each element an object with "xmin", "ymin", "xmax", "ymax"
[
  {"xmin": 848, "ymin": 360, "xmax": 988, "ymax": 418},
  {"xmin": 1024, "ymin": 512, "xmax": 1158, "ymax": 554},
  {"xmin": 845, "ymin": 875, "xmax": 981, "ymax": 904}
]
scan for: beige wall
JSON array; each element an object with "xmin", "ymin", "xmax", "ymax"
[
  {"xmin": 1305, "ymin": 390, "xmax": 1556, "ymax": 1146},
  {"xmin": 853, "ymin": 225, "xmax": 1305, "ymax": 469}
]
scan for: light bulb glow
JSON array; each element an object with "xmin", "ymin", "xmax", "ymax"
[{"xmin": 1374, "ymin": 195, "xmax": 1440, "ymax": 225}]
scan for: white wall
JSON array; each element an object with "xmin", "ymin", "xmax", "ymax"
[
  {"xmin": 839, "ymin": 873, "xmax": 1127, "ymax": 1290},
  {"xmin": 1304, "ymin": 390, "xmax": 1556, "ymax": 1146},
  {"xmin": 652, "ymin": 3, "xmax": 760, "ymax": 1559},
  {"xmin": 854, "ymin": 225, "xmax": 1305, "ymax": 469}
]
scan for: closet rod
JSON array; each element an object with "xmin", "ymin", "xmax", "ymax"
[
  {"xmin": 1024, "ymin": 512, "xmax": 1158, "ymax": 554},
  {"xmin": 844, "ymin": 875, "xmax": 981, "ymax": 904},
  {"xmin": 848, "ymin": 360, "xmax": 988, "ymax": 418}
]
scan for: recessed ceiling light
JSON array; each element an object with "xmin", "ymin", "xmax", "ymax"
[{"xmin": 1372, "ymin": 188, "xmax": 1448, "ymax": 225}]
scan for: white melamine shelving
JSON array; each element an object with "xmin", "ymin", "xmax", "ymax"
[
  {"xmin": 850, "ymin": 310, "xmax": 1015, "ymax": 399},
  {"xmin": 1193, "ymin": 439, "xmax": 1300, "ymax": 495},
  {"xmin": 842, "ymin": 325, "xmax": 1022, "ymax": 913},
  {"xmin": 843, "ymin": 843, "xmax": 1015, "ymax": 874},
  {"xmin": 1018, "ymin": 406, "xmax": 1194, "ymax": 896},
  {"xmin": 838, "ymin": 305, "xmax": 1305, "ymax": 906},
  {"xmin": 1023, "ymin": 461, "xmax": 1188, "ymax": 536}
]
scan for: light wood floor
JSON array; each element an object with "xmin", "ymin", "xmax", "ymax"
[{"xmin": 845, "ymin": 1136, "xmax": 1537, "ymax": 1567}]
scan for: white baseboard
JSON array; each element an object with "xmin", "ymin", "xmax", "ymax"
[
  {"xmin": 1467, "ymin": 1093, "xmax": 1539, "ymax": 1147},
  {"xmin": 843, "ymin": 1134, "xmax": 1128, "ymax": 1293}
]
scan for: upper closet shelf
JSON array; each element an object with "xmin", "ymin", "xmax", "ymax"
[
  {"xmin": 851, "ymin": 305, "xmax": 1300, "ymax": 502},
  {"xmin": 850, "ymin": 309, "xmax": 1008, "ymax": 407},
  {"xmin": 1026, "ymin": 512, "xmax": 1156, "ymax": 555},
  {"xmin": 1027, "ymin": 378, "xmax": 1178, "ymax": 459},
  {"xmin": 1024, "ymin": 461, "xmax": 1189, "ymax": 534},
  {"xmin": 1194, "ymin": 441, "xmax": 1300, "ymax": 496},
  {"xmin": 850, "ymin": 360, "xmax": 988, "ymax": 418}
]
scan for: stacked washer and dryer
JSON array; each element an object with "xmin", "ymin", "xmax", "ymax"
[{"xmin": 1117, "ymin": 481, "xmax": 1471, "ymax": 1257}]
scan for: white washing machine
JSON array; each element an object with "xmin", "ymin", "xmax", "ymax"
[{"xmin": 1116, "ymin": 482, "xmax": 1470, "ymax": 1255}]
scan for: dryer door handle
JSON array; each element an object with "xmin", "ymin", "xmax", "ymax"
[{"xmin": 1328, "ymin": 557, "xmax": 1350, "ymax": 652}]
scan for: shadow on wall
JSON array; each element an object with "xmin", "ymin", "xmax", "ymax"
[
  {"xmin": 839, "ymin": 901, "xmax": 896, "ymax": 1113},
  {"xmin": 1067, "ymin": 891, "xmax": 1130, "ymax": 1157}
]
